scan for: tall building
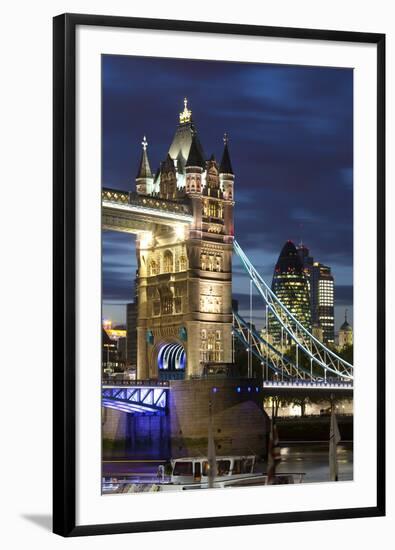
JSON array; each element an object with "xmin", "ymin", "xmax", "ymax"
[
  {"xmin": 338, "ymin": 310, "xmax": 353, "ymax": 349},
  {"xmin": 311, "ymin": 263, "xmax": 335, "ymax": 344},
  {"xmin": 270, "ymin": 241, "xmax": 311, "ymax": 344},
  {"xmin": 126, "ymin": 302, "xmax": 138, "ymax": 368},
  {"xmin": 134, "ymin": 99, "xmax": 234, "ymax": 379},
  {"xmin": 102, "ymin": 320, "xmax": 127, "ymax": 373},
  {"xmin": 117, "ymin": 337, "xmax": 127, "ymax": 364},
  {"xmin": 297, "ymin": 243, "xmax": 314, "ymax": 276},
  {"xmin": 297, "ymin": 244, "xmax": 335, "ymax": 345},
  {"xmin": 102, "ymin": 328, "xmax": 118, "ymax": 373}
]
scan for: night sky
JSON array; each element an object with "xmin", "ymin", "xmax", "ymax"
[{"xmin": 102, "ymin": 54, "xmax": 353, "ymax": 333}]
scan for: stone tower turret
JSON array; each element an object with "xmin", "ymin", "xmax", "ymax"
[
  {"xmin": 159, "ymin": 154, "xmax": 177, "ymax": 199},
  {"xmin": 185, "ymin": 132, "xmax": 205, "ymax": 195},
  {"xmin": 135, "ymin": 136, "xmax": 153, "ymax": 195},
  {"xmin": 220, "ymin": 133, "xmax": 234, "ymax": 201}
]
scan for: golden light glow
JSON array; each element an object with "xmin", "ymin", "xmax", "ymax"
[
  {"xmin": 139, "ymin": 231, "xmax": 153, "ymax": 249},
  {"xmin": 179, "ymin": 98, "xmax": 192, "ymax": 124},
  {"xmin": 106, "ymin": 328, "xmax": 126, "ymax": 340},
  {"xmin": 174, "ymin": 224, "xmax": 185, "ymax": 240}
]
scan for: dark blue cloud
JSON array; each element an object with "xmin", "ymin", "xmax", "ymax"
[{"xmin": 102, "ymin": 55, "xmax": 353, "ymax": 331}]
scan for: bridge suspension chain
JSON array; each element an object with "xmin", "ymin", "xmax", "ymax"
[
  {"xmin": 233, "ymin": 239, "xmax": 353, "ymax": 381},
  {"xmin": 233, "ymin": 311, "xmax": 317, "ymax": 381}
]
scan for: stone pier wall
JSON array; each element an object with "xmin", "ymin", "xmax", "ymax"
[{"xmin": 169, "ymin": 378, "xmax": 270, "ymax": 458}]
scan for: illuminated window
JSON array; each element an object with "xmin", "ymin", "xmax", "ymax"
[
  {"xmin": 162, "ymin": 296, "xmax": 173, "ymax": 315},
  {"xmin": 149, "ymin": 259, "xmax": 158, "ymax": 276},
  {"xmin": 179, "ymin": 255, "xmax": 187, "ymax": 271},
  {"xmin": 209, "ymin": 202, "xmax": 218, "ymax": 217},
  {"xmin": 200, "ymin": 293, "xmax": 222, "ymax": 313},
  {"xmin": 163, "ymin": 250, "xmax": 173, "ymax": 273}
]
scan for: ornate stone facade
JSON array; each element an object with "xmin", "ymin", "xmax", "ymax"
[{"xmin": 135, "ymin": 100, "xmax": 235, "ymax": 380}]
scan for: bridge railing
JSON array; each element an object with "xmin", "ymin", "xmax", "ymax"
[
  {"xmin": 102, "ymin": 188, "xmax": 192, "ymax": 217},
  {"xmin": 102, "ymin": 378, "xmax": 169, "ymax": 387},
  {"xmin": 262, "ymin": 380, "xmax": 353, "ymax": 389}
]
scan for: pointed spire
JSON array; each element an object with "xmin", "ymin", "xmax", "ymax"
[
  {"xmin": 345, "ymin": 308, "xmax": 348, "ymax": 323},
  {"xmin": 136, "ymin": 135, "xmax": 152, "ymax": 179},
  {"xmin": 186, "ymin": 131, "xmax": 205, "ymax": 168},
  {"xmin": 220, "ymin": 132, "xmax": 234, "ymax": 175}
]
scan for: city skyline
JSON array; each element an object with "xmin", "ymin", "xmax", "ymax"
[{"xmin": 102, "ymin": 55, "xmax": 353, "ymax": 332}]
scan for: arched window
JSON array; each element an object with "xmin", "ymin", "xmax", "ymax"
[
  {"xmin": 179, "ymin": 255, "xmax": 187, "ymax": 272},
  {"xmin": 163, "ymin": 250, "xmax": 173, "ymax": 273},
  {"xmin": 160, "ymin": 286, "xmax": 173, "ymax": 315},
  {"xmin": 151, "ymin": 288, "xmax": 160, "ymax": 316},
  {"xmin": 209, "ymin": 202, "xmax": 218, "ymax": 218},
  {"xmin": 200, "ymin": 253, "xmax": 207, "ymax": 271},
  {"xmin": 149, "ymin": 259, "xmax": 158, "ymax": 276}
]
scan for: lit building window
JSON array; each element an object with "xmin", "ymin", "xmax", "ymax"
[
  {"xmin": 163, "ymin": 250, "xmax": 173, "ymax": 273},
  {"xmin": 200, "ymin": 287, "xmax": 222, "ymax": 313},
  {"xmin": 209, "ymin": 201, "xmax": 218, "ymax": 217},
  {"xmin": 162, "ymin": 296, "xmax": 173, "ymax": 315},
  {"xmin": 179, "ymin": 255, "xmax": 187, "ymax": 271},
  {"xmin": 149, "ymin": 259, "xmax": 158, "ymax": 276}
]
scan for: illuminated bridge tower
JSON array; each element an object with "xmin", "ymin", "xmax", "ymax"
[{"xmin": 135, "ymin": 100, "xmax": 235, "ymax": 380}]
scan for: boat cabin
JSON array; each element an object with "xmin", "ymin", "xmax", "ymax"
[{"xmin": 170, "ymin": 455, "xmax": 256, "ymax": 485}]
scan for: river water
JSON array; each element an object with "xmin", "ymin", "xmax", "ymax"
[
  {"xmin": 102, "ymin": 441, "xmax": 353, "ymax": 491},
  {"xmin": 276, "ymin": 442, "xmax": 353, "ymax": 483}
]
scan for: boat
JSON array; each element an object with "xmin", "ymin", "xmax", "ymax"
[
  {"xmin": 161, "ymin": 455, "xmax": 304, "ymax": 490},
  {"xmin": 101, "ymin": 454, "xmax": 304, "ymax": 493},
  {"xmin": 170, "ymin": 455, "xmax": 257, "ymax": 488}
]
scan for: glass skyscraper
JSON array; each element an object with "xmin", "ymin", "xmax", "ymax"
[
  {"xmin": 297, "ymin": 244, "xmax": 335, "ymax": 345},
  {"xmin": 270, "ymin": 241, "xmax": 312, "ymax": 345}
]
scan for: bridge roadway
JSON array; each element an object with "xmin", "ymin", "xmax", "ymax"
[
  {"xmin": 102, "ymin": 379, "xmax": 353, "ymax": 416},
  {"xmin": 102, "ymin": 189, "xmax": 193, "ymax": 234}
]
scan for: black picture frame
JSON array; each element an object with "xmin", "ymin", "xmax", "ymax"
[{"xmin": 53, "ymin": 13, "xmax": 386, "ymax": 537}]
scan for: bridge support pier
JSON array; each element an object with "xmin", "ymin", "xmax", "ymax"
[{"xmin": 137, "ymin": 327, "xmax": 149, "ymax": 379}]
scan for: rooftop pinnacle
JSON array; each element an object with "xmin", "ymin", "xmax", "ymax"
[
  {"xmin": 136, "ymin": 135, "xmax": 152, "ymax": 179},
  {"xmin": 179, "ymin": 97, "xmax": 192, "ymax": 124},
  {"xmin": 220, "ymin": 132, "xmax": 234, "ymax": 175}
]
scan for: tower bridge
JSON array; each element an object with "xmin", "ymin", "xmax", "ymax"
[{"xmin": 102, "ymin": 99, "xmax": 353, "ymax": 393}]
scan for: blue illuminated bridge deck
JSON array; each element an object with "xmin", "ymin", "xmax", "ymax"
[{"xmin": 102, "ymin": 381, "xmax": 169, "ymax": 415}]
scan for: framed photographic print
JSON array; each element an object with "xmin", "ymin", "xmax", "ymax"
[{"xmin": 53, "ymin": 13, "xmax": 385, "ymax": 536}]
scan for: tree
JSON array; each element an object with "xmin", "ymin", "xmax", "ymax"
[{"xmin": 338, "ymin": 344, "xmax": 353, "ymax": 364}]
